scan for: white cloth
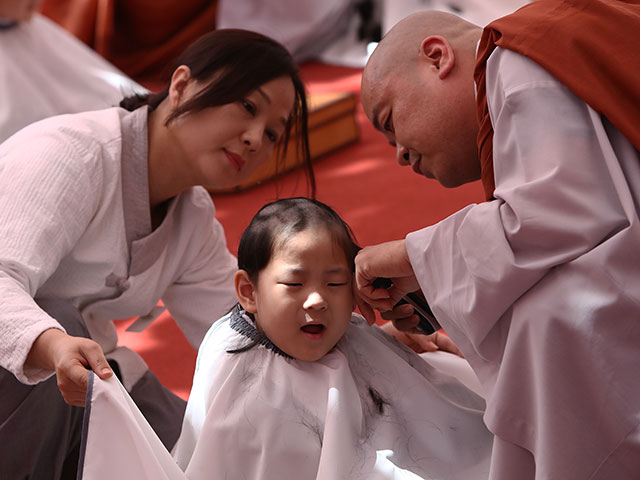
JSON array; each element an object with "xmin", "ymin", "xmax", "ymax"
[
  {"xmin": 0, "ymin": 107, "xmax": 238, "ymax": 388},
  {"xmin": 419, "ymin": 350, "xmax": 484, "ymax": 398},
  {"xmin": 0, "ymin": 13, "xmax": 145, "ymax": 143},
  {"xmin": 406, "ymin": 47, "xmax": 640, "ymax": 478},
  {"xmin": 172, "ymin": 310, "xmax": 492, "ymax": 479},
  {"xmin": 80, "ymin": 373, "xmax": 186, "ymax": 480},
  {"xmin": 216, "ymin": 0, "xmax": 358, "ymax": 63},
  {"xmin": 79, "ymin": 312, "xmax": 491, "ymax": 479}
]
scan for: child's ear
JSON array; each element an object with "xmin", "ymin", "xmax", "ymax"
[{"xmin": 234, "ymin": 270, "xmax": 258, "ymax": 314}]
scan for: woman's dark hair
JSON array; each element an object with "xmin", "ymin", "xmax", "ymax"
[
  {"xmin": 229, "ymin": 197, "xmax": 359, "ymax": 355},
  {"xmin": 238, "ymin": 197, "xmax": 359, "ymax": 283},
  {"xmin": 120, "ymin": 29, "xmax": 314, "ymax": 195}
]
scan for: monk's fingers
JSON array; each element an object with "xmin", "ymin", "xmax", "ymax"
[
  {"xmin": 428, "ymin": 331, "xmax": 463, "ymax": 357},
  {"xmin": 354, "ymin": 293, "xmax": 378, "ymax": 325},
  {"xmin": 389, "ymin": 314, "xmax": 420, "ymax": 333},
  {"xmin": 380, "ymin": 304, "xmax": 415, "ymax": 321}
]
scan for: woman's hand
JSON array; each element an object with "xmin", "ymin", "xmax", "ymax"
[
  {"xmin": 26, "ymin": 329, "xmax": 113, "ymax": 406},
  {"xmin": 380, "ymin": 321, "xmax": 462, "ymax": 357}
]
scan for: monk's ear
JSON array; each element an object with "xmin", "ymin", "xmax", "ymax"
[
  {"xmin": 168, "ymin": 65, "xmax": 193, "ymax": 110},
  {"xmin": 235, "ymin": 270, "xmax": 258, "ymax": 314},
  {"xmin": 419, "ymin": 35, "xmax": 455, "ymax": 79}
]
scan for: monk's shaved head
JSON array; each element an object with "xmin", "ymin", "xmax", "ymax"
[
  {"xmin": 367, "ymin": 10, "xmax": 481, "ymax": 80},
  {"xmin": 360, "ymin": 10, "xmax": 483, "ymax": 188}
]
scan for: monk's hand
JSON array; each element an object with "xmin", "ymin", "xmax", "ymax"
[
  {"xmin": 354, "ymin": 239, "xmax": 419, "ymax": 324},
  {"xmin": 26, "ymin": 329, "xmax": 112, "ymax": 406},
  {"xmin": 380, "ymin": 298, "xmax": 426, "ymax": 333},
  {"xmin": 380, "ymin": 321, "xmax": 463, "ymax": 357}
]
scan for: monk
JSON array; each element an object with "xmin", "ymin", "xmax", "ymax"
[{"xmin": 355, "ymin": 2, "xmax": 640, "ymax": 479}]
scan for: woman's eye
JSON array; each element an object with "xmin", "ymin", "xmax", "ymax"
[
  {"xmin": 242, "ymin": 99, "xmax": 256, "ymax": 115},
  {"xmin": 266, "ymin": 130, "xmax": 278, "ymax": 143}
]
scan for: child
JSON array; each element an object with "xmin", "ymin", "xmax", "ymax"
[{"xmin": 173, "ymin": 197, "xmax": 493, "ymax": 479}]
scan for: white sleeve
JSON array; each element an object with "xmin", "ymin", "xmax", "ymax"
[
  {"xmin": 406, "ymin": 48, "xmax": 629, "ymax": 347},
  {"xmin": 161, "ymin": 197, "xmax": 238, "ymax": 349},
  {"xmin": 0, "ymin": 126, "xmax": 103, "ymax": 382}
]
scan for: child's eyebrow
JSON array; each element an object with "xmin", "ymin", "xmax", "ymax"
[
  {"xmin": 324, "ymin": 265, "xmax": 353, "ymax": 277},
  {"xmin": 325, "ymin": 266, "xmax": 351, "ymax": 274},
  {"xmin": 282, "ymin": 266, "xmax": 350, "ymax": 275}
]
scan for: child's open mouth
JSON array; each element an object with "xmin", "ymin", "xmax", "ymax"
[{"xmin": 301, "ymin": 324, "xmax": 325, "ymax": 335}]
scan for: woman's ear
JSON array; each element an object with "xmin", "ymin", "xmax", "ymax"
[
  {"xmin": 235, "ymin": 270, "xmax": 258, "ymax": 314},
  {"xmin": 419, "ymin": 35, "xmax": 455, "ymax": 79},
  {"xmin": 168, "ymin": 65, "xmax": 193, "ymax": 110}
]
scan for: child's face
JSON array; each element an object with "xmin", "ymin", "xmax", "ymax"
[{"xmin": 253, "ymin": 228, "xmax": 354, "ymax": 361}]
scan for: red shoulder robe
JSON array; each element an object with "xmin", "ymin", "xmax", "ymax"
[{"xmin": 474, "ymin": 0, "xmax": 640, "ymax": 200}]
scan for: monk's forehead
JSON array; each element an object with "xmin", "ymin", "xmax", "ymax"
[
  {"xmin": 363, "ymin": 40, "xmax": 401, "ymax": 90},
  {"xmin": 361, "ymin": 56, "xmax": 394, "ymax": 116}
]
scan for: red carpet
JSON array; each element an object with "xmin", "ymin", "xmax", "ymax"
[{"xmin": 116, "ymin": 62, "xmax": 484, "ymax": 400}]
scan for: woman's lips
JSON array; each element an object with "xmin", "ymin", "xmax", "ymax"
[{"xmin": 224, "ymin": 150, "xmax": 245, "ymax": 171}]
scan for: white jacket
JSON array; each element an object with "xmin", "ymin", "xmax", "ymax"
[{"xmin": 0, "ymin": 106, "xmax": 238, "ymax": 389}]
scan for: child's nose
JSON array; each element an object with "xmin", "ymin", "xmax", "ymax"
[{"xmin": 303, "ymin": 291, "xmax": 327, "ymax": 310}]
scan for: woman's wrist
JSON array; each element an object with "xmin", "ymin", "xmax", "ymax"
[{"xmin": 25, "ymin": 328, "xmax": 67, "ymax": 371}]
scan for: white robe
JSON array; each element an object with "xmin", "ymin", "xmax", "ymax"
[
  {"xmin": 406, "ymin": 47, "xmax": 640, "ymax": 478},
  {"xmin": 0, "ymin": 107, "xmax": 238, "ymax": 389},
  {"xmin": 0, "ymin": 13, "xmax": 145, "ymax": 143},
  {"xmin": 79, "ymin": 311, "xmax": 493, "ymax": 479}
]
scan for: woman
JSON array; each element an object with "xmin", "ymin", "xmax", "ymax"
[{"xmin": 0, "ymin": 28, "xmax": 312, "ymax": 479}]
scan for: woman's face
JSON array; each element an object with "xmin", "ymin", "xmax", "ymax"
[{"xmin": 168, "ymin": 73, "xmax": 296, "ymax": 191}]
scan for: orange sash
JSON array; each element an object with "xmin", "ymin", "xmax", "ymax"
[{"xmin": 474, "ymin": 0, "xmax": 640, "ymax": 200}]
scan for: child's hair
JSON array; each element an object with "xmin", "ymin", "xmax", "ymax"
[
  {"xmin": 120, "ymin": 29, "xmax": 314, "ymax": 195},
  {"xmin": 229, "ymin": 197, "xmax": 359, "ymax": 356},
  {"xmin": 238, "ymin": 197, "xmax": 359, "ymax": 283}
]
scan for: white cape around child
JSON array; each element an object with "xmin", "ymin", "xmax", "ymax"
[{"xmin": 79, "ymin": 309, "xmax": 493, "ymax": 479}]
